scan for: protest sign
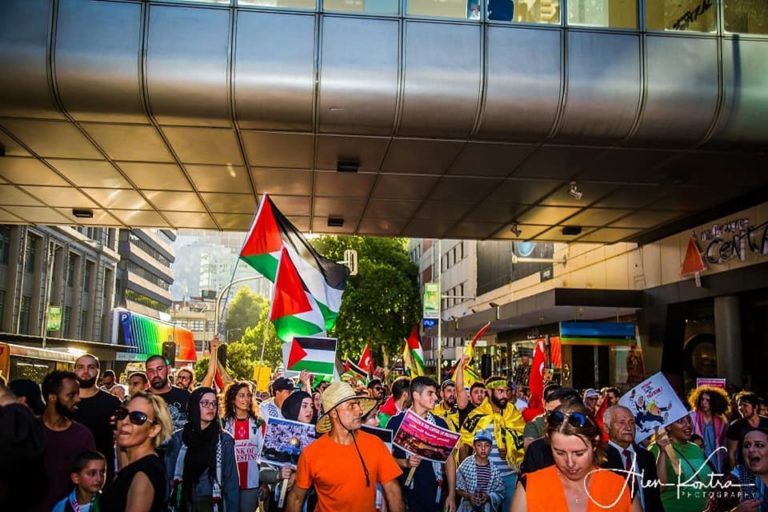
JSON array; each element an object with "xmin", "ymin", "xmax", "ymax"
[
  {"xmin": 261, "ymin": 417, "xmax": 318, "ymax": 467},
  {"xmin": 392, "ymin": 409, "xmax": 461, "ymax": 463},
  {"xmin": 619, "ymin": 372, "xmax": 688, "ymax": 443},
  {"xmin": 362, "ymin": 425, "xmax": 393, "ymax": 452},
  {"xmin": 282, "ymin": 336, "xmax": 337, "ymax": 378},
  {"xmin": 696, "ymin": 377, "xmax": 726, "ymax": 389}
]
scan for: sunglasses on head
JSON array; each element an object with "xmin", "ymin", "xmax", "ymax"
[
  {"xmin": 115, "ymin": 407, "xmax": 155, "ymax": 426},
  {"xmin": 548, "ymin": 410, "xmax": 593, "ymax": 428}
]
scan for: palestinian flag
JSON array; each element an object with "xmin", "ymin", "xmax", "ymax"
[
  {"xmin": 270, "ymin": 247, "xmax": 325, "ymax": 340},
  {"xmin": 240, "ymin": 194, "xmax": 350, "ymax": 332},
  {"xmin": 283, "ymin": 336, "xmax": 337, "ymax": 376},
  {"xmin": 403, "ymin": 327, "xmax": 424, "ymax": 376},
  {"xmin": 344, "ymin": 359, "xmax": 369, "ymax": 382}
]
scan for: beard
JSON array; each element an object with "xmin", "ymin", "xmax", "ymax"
[
  {"xmin": 55, "ymin": 400, "xmax": 76, "ymax": 418},
  {"xmin": 490, "ymin": 394, "xmax": 508, "ymax": 410},
  {"xmin": 77, "ymin": 376, "xmax": 97, "ymax": 389},
  {"xmin": 444, "ymin": 396, "xmax": 457, "ymax": 408},
  {"xmin": 150, "ymin": 377, "xmax": 167, "ymax": 390}
]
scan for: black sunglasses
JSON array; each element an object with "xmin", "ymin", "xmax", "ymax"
[
  {"xmin": 115, "ymin": 407, "xmax": 155, "ymax": 426},
  {"xmin": 548, "ymin": 410, "xmax": 593, "ymax": 428}
]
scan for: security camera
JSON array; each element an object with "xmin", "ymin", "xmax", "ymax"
[{"xmin": 569, "ymin": 182, "xmax": 583, "ymax": 201}]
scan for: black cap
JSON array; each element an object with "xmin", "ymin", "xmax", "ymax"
[
  {"xmin": 272, "ymin": 377, "xmax": 295, "ymax": 393},
  {"xmin": 9, "ymin": 379, "xmax": 46, "ymax": 415}
]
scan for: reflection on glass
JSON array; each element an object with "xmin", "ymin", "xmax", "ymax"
[
  {"xmin": 324, "ymin": 0, "xmax": 399, "ymax": 14},
  {"xmin": 157, "ymin": 0, "xmax": 232, "ymax": 4},
  {"xmin": 724, "ymin": 0, "xmax": 768, "ymax": 34},
  {"xmin": 645, "ymin": 0, "xmax": 716, "ymax": 32},
  {"xmin": 238, "ymin": 0, "xmax": 315, "ymax": 9},
  {"xmin": 511, "ymin": 0, "xmax": 560, "ymax": 24},
  {"xmin": 407, "ymin": 0, "xmax": 477, "ymax": 20},
  {"xmin": 567, "ymin": 0, "xmax": 636, "ymax": 28}
]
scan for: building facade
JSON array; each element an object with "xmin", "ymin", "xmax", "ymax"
[{"xmin": 115, "ymin": 229, "xmax": 176, "ymax": 318}]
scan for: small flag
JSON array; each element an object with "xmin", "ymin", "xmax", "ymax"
[
  {"xmin": 358, "ymin": 342, "xmax": 374, "ymax": 377},
  {"xmin": 283, "ymin": 336, "xmax": 337, "ymax": 377},
  {"xmin": 680, "ymin": 234, "xmax": 706, "ymax": 287},
  {"xmin": 345, "ymin": 359, "xmax": 369, "ymax": 382},
  {"xmin": 523, "ymin": 339, "xmax": 546, "ymax": 422},
  {"xmin": 403, "ymin": 327, "xmax": 424, "ymax": 376},
  {"xmin": 451, "ymin": 322, "xmax": 488, "ymax": 388}
]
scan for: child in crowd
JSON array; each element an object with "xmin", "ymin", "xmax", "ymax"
[
  {"xmin": 52, "ymin": 451, "xmax": 106, "ymax": 512},
  {"xmin": 456, "ymin": 430, "xmax": 503, "ymax": 512}
]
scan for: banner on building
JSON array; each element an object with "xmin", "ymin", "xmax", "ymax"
[
  {"xmin": 112, "ymin": 309, "xmax": 197, "ymax": 362},
  {"xmin": 696, "ymin": 377, "xmax": 726, "ymax": 389},
  {"xmin": 423, "ymin": 282, "xmax": 440, "ymax": 319},
  {"xmin": 46, "ymin": 306, "xmax": 62, "ymax": 331},
  {"xmin": 559, "ymin": 321, "xmax": 636, "ymax": 346},
  {"xmin": 619, "ymin": 372, "xmax": 688, "ymax": 443}
]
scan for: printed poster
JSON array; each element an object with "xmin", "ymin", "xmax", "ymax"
[
  {"xmin": 261, "ymin": 417, "xmax": 318, "ymax": 468},
  {"xmin": 392, "ymin": 409, "xmax": 461, "ymax": 463},
  {"xmin": 619, "ymin": 372, "xmax": 689, "ymax": 443}
]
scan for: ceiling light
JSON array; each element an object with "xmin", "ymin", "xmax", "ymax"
[
  {"xmin": 327, "ymin": 216, "xmax": 344, "ymax": 227},
  {"xmin": 337, "ymin": 160, "xmax": 359, "ymax": 173},
  {"xmin": 72, "ymin": 208, "xmax": 94, "ymax": 219},
  {"xmin": 562, "ymin": 225, "xmax": 582, "ymax": 236},
  {"xmin": 569, "ymin": 181, "xmax": 583, "ymax": 200}
]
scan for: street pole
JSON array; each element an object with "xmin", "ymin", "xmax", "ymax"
[
  {"xmin": 212, "ymin": 275, "xmax": 266, "ymax": 347},
  {"xmin": 437, "ymin": 239, "xmax": 442, "ymax": 382}
]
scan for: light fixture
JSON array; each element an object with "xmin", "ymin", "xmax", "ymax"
[
  {"xmin": 510, "ymin": 222, "xmax": 522, "ymax": 237},
  {"xmin": 327, "ymin": 216, "xmax": 344, "ymax": 227},
  {"xmin": 562, "ymin": 225, "xmax": 582, "ymax": 236},
  {"xmin": 336, "ymin": 160, "xmax": 359, "ymax": 173},
  {"xmin": 489, "ymin": 302, "xmax": 500, "ymax": 308},
  {"xmin": 72, "ymin": 208, "xmax": 94, "ymax": 219},
  {"xmin": 568, "ymin": 181, "xmax": 583, "ymax": 200}
]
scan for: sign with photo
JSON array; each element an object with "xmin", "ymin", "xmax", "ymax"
[
  {"xmin": 261, "ymin": 417, "xmax": 318, "ymax": 468},
  {"xmin": 619, "ymin": 372, "xmax": 689, "ymax": 443},
  {"xmin": 392, "ymin": 410, "xmax": 461, "ymax": 463},
  {"xmin": 362, "ymin": 425, "xmax": 393, "ymax": 452}
]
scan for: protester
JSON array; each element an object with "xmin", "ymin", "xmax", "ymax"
[
  {"xmin": 602, "ymin": 405, "xmax": 664, "ymax": 511},
  {"xmin": 649, "ymin": 414, "xmax": 713, "ymax": 512},
  {"xmin": 707, "ymin": 427, "xmax": 768, "ymax": 512},
  {"xmin": 261, "ymin": 377, "xmax": 295, "ymax": 421},
  {"xmin": 9, "ymin": 378, "xmax": 46, "ymax": 415},
  {"xmin": 455, "ymin": 356, "xmax": 486, "ymax": 428},
  {"xmin": 280, "ymin": 390, "xmax": 317, "ymax": 509},
  {"xmin": 73, "ymin": 354, "xmax": 121, "ymax": 482},
  {"xmin": 512, "ymin": 383, "xmax": 528, "ymax": 411},
  {"xmin": 522, "ymin": 386, "xmax": 579, "ymax": 448},
  {"xmin": 582, "ymin": 388, "xmax": 600, "ymax": 414},
  {"xmin": 511, "ymin": 401, "xmax": 640, "ymax": 512},
  {"xmin": 379, "ymin": 377, "xmax": 411, "ymax": 426},
  {"xmin": 601, "ymin": 387, "xmax": 621, "ymax": 408},
  {"xmin": 688, "ymin": 385, "xmax": 730, "ymax": 472},
  {"xmin": 222, "ymin": 381, "xmax": 265, "ymax": 512},
  {"xmin": 166, "ymin": 386, "xmax": 239, "ymax": 511},
  {"xmin": 387, "ymin": 376, "xmax": 457, "ymax": 512},
  {"xmin": 519, "ymin": 394, "xmax": 582, "ymax": 475},
  {"xmin": 456, "ymin": 430, "xmax": 503, "ymax": 512},
  {"xmin": 434, "ymin": 379, "xmax": 460, "ymax": 431},
  {"xmin": 51, "ymin": 450, "xmax": 106, "ymax": 512},
  {"xmin": 368, "ymin": 379, "xmax": 386, "ymax": 401},
  {"xmin": 312, "ymin": 390, "xmax": 323, "ymax": 422},
  {"xmin": 176, "ymin": 368, "xmax": 195, "ymax": 391},
  {"xmin": 36, "ymin": 370, "xmax": 96, "ymax": 512},
  {"xmin": 286, "ymin": 381, "xmax": 404, "ymax": 512},
  {"xmin": 100, "ymin": 370, "xmax": 117, "ymax": 392},
  {"xmin": 128, "ymin": 371, "xmax": 149, "ymax": 396},
  {"xmin": 100, "ymin": 392, "xmax": 172, "ymax": 512},
  {"xmin": 146, "ymin": 354, "xmax": 191, "ymax": 431},
  {"xmin": 511, "ymin": 354, "xmax": 531, "ymax": 388},
  {"xmin": 111, "ymin": 384, "xmax": 128, "ymax": 402},
  {"xmin": 727, "ymin": 391, "xmax": 768, "ymax": 469}
]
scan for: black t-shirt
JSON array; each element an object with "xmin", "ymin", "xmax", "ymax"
[
  {"xmin": 74, "ymin": 389, "xmax": 121, "ymax": 480},
  {"xmin": 157, "ymin": 387, "xmax": 191, "ymax": 431},
  {"xmin": 100, "ymin": 454, "xmax": 166, "ymax": 512},
  {"xmin": 726, "ymin": 416, "xmax": 768, "ymax": 463},
  {"xmin": 458, "ymin": 402, "xmax": 476, "ymax": 430}
]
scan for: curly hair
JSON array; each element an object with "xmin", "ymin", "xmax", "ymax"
[
  {"xmin": 545, "ymin": 400, "xmax": 606, "ymax": 466},
  {"xmin": 688, "ymin": 386, "xmax": 730, "ymax": 417},
  {"xmin": 221, "ymin": 381, "xmax": 258, "ymax": 421}
]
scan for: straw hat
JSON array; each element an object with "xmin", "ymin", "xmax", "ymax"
[{"xmin": 316, "ymin": 381, "xmax": 377, "ymax": 434}]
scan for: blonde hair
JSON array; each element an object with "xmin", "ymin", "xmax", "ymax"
[{"xmin": 129, "ymin": 392, "xmax": 173, "ymax": 448}]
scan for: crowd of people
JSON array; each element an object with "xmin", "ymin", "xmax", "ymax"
[{"xmin": 1, "ymin": 345, "xmax": 768, "ymax": 512}]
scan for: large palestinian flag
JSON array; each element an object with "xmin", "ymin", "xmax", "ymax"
[
  {"xmin": 239, "ymin": 194, "xmax": 350, "ymax": 341},
  {"xmin": 283, "ymin": 337, "xmax": 337, "ymax": 376}
]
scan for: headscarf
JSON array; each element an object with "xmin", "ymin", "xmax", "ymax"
[
  {"xmin": 460, "ymin": 397, "xmax": 525, "ymax": 469},
  {"xmin": 181, "ymin": 387, "xmax": 220, "ymax": 508},
  {"xmin": 281, "ymin": 391, "xmax": 312, "ymax": 423}
]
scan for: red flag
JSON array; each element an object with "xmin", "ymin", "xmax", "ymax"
[
  {"xmin": 358, "ymin": 343, "xmax": 374, "ymax": 376},
  {"xmin": 681, "ymin": 235, "xmax": 706, "ymax": 287},
  {"xmin": 522, "ymin": 338, "xmax": 546, "ymax": 422},
  {"xmin": 270, "ymin": 247, "xmax": 312, "ymax": 321}
]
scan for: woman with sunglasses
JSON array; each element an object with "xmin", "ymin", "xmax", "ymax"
[
  {"xmin": 221, "ymin": 381, "xmax": 265, "ymax": 512},
  {"xmin": 166, "ymin": 387, "xmax": 239, "ymax": 512},
  {"xmin": 511, "ymin": 402, "xmax": 640, "ymax": 512},
  {"xmin": 707, "ymin": 427, "xmax": 768, "ymax": 511},
  {"xmin": 99, "ymin": 392, "xmax": 173, "ymax": 512}
]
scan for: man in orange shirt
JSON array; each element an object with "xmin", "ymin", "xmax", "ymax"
[{"xmin": 286, "ymin": 382, "xmax": 404, "ymax": 512}]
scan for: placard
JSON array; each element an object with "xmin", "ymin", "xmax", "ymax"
[
  {"xmin": 392, "ymin": 409, "xmax": 461, "ymax": 463},
  {"xmin": 619, "ymin": 372, "xmax": 689, "ymax": 443},
  {"xmin": 261, "ymin": 417, "xmax": 318, "ymax": 468}
]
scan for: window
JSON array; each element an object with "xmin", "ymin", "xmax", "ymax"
[
  {"xmin": 568, "ymin": 0, "xmax": 637, "ymax": 28},
  {"xmin": 127, "ymin": 262, "xmax": 171, "ymax": 291},
  {"xmin": 62, "ymin": 306, "xmax": 72, "ymax": 336},
  {"xmin": 67, "ymin": 256, "xmax": 77, "ymax": 287},
  {"xmin": 206, "ymin": 320, "xmax": 215, "ymax": 332},
  {"xmin": 190, "ymin": 320, "xmax": 206, "ymax": 331},
  {"xmin": 84, "ymin": 261, "xmax": 94, "ymax": 294},
  {"xmin": 238, "ymin": 0, "xmax": 315, "ymax": 10},
  {"xmin": 0, "ymin": 290, "xmax": 4, "ymax": 320},
  {"xmin": 724, "ymin": 0, "xmax": 768, "ymax": 34},
  {"xmin": 325, "ymin": 0, "xmax": 398, "ymax": 14},
  {"xmin": 20, "ymin": 296, "xmax": 31, "ymax": 334},
  {"xmin": 408, "ymin": 0, "xmax": 477, "ymax": 20},
  {"xmin": 24, "ymin": 237, "xmax": 36, "ymax": 274},
  {"xmin": 79, "ymin": 310, "xmax": 88, "ymax": 339},
  {"xmin": 0, "ymin": 227, "xmax": 10, "ymax": 265},
  {"xmin": 646, "ymin": 0, "xmax": 716, "ymax": 32}
]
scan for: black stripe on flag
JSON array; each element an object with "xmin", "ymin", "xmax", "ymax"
[
  {"xmin": 296, "ymin": 336, "xmax": 337, "ymax": 352},
  {"xmin": 346, "ymin": 359, "xmax": 368, "ymax": 379}
]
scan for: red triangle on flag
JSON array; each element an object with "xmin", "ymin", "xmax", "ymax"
[
  {"xmin": 270, "ymin": 248, "xmax": 312, "ymax": 321},
  {"xmin": 287, "ymin": 339, "xmax": 308, "ymax": 369},
  {"xmin": 240, "ymin": 195, "xmax": 283, "ymax": 258},
  {"xmin": 681, "ymin": 236, "xmax": 706, "ymax": 276}
]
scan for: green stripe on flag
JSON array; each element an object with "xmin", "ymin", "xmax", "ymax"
[
  {"xmin": 240, "ymin": 253, "xmax": 279, "ymax": 282},
  {"xmin": 289, "ymin": 360, "xmax": 335, "ymax": 375},
  {"xmin": 317, "ymin": 301, "xmax": 338, "ymax": 330},
  {"xmin": 273, "ymin": 315, "xmax": 324, "ymax": 341}
]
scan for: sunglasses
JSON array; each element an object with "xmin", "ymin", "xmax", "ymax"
[
  {"xmin": 115, "ymin": 407, "xmax": 155, "ymax": 426},
  {"xmin": 548, "ymin": 410, "xmax": 593, "ymax": 428}
]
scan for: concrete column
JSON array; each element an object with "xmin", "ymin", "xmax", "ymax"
[{"xmin": 714, "ymin": 295, "xmax": 743, "ymax": 387}]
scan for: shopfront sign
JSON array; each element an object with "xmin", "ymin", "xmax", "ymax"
[
  {"xmin": 697, "ymin": 217, "xmax": 768, "ymax": 266},
  {"xmin": 559, "ymin": 321, "xmax": 636, "ymax": 346}
]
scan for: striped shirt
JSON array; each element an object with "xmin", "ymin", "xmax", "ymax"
[{"xmin": 485, "ymin": 422, "xmax": 515, "ymax": 477}]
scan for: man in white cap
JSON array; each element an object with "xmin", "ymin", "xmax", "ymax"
[
  {"xmin": 583, "ymin": 388, "xmax": 600, "ymax": 414},
  {"xmin": 286, "ymin": 381, "xmax": 404, "ymax": 512}
]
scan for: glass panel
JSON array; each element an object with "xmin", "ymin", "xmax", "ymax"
[
  {"xmin": 324, "ymin": 0, "xmax": 399, "ymax": 14},
  {"xmin": 238, "ymin": 0, "xmax": 316, "ymax": 9},
  {"xmin": 568, "ymin": 0, "xmax": 637, "ymax": 28},
  {"xmin": 408, "ymin": 0, "xmax": 478, "ymax": 20},
  {"xmin": 154, "ymin": 0, "xmax": 232, "ymax": 4},
  {"xmin": 646, "ymin": 0, "xmax": 717, "ymax": 32},
  {"xmin": 504, "ymin": 0, "xmax": 561, "ymax": 23},
  {"xmin": 724, "ymin": 0, "xmax": 768, "ymax": 34}
]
